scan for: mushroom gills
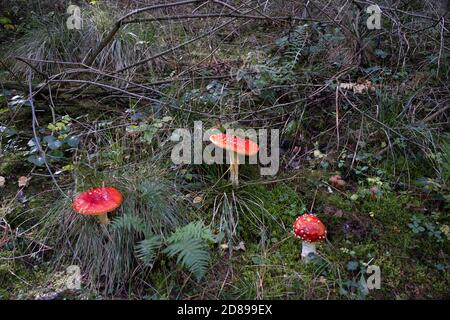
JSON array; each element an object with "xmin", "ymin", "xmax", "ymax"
[{"xmin": 301, "ymin": 241, "xmax": 317, "ymax": 262}]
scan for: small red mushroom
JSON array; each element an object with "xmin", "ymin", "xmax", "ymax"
[
  {"xmin": 73, "ymin": 187, "xmax": 124, "ymax": 224},
  {"xmin": 209, "ymin": 133, "xmax": 259, "ymax": 187},
  {"xmin": 293, "ymin": 213, "xmax": 327, "ymax": 262},
  {"xmin": 370, "ymin": 186, "xmax": 380, "ymax": 200}
]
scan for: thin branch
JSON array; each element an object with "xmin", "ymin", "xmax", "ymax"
[
  {"xmin": 86, "ymin": 0, "xmax": 203, "ymax": 65},
  {"xmin": 27, "ymin": 69, "xmax": 69, "ymax": 199}
]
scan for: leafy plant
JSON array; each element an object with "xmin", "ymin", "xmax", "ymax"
[
  {"xmin": 126, "ymin": 116, "xmax": 172, "ymax": 145},
  {"xmin": 441, "ymin": 134, "xmax": 450, "ymax": 182},
  {"xmin": 25, "ymin": 115, "xmax": 80, "ymax": 167},
  {"xmin": 135, "ymin": 235, "xmax": 163, "ymax": 266},
  {"xmin": 277, "ymin": 24, "xmax": 309, "ymax": 71},
  {"xmin": 163, "ymin": 221, "xmax": 215, "ymax": 281},
  {"xmin": 408, "ymin": 214, "xmax": 450, "ymax": 243},
  {"xmin": 111, "ymin": 214, "xmax": 147, "ymax": 235},
  {"xmin": 133, "ymin": 220, "xmax": 215, "ymax": 281}
]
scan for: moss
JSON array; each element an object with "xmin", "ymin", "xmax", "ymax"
[
  {"xmin": 215, "ymin": 170, "xmax": 450, "ymax": 299},
  {"xmin": 0, "ymin": 152, "xmax": 24, "ymax": 176},
  {"xmin": 0, "ymin": 253, "xmax": 47, "ymax": 299}
]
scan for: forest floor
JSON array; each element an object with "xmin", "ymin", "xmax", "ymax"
[{"xmin": 0, "ymin": 0, "xmax": 449, "ymax": 300}]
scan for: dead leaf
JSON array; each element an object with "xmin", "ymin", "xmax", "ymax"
[
  {"xmin": 405, "ymin": 203, "xmax": 427, "ymax": 212},
  {"xmin": 339, "ymin": 80, "xmax": 375, "ymax": 94},
  {"xmin": 233, "ymin": 241, "xmax": 246, "ymax": 252},
  {"xmin": 0, "ymin": 176, "xmax": 5, "ymax": 188},
  {"xmin": 18, "ymin": 176, "xmax": 28, "ymax": 188},
  {"xmin": 318, "ymin": 276, "xmax": 327, "ymax": 284},
  {"xmin": 313, "ymin": 149, "xmax": 325, "ymax": 159},
  {"xmin": 193, "ymin": 196, "xmax": 203, "ymax": 204},
  {"xmin": 329, "ymin": 175, "xmax": 346, "ymax": 189}
]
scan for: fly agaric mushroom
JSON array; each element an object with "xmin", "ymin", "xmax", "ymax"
[
  {"xmin": 293, "ymin": 213, "xmax": 327, "ymax": 262},
  {"xmin": 209, "ymin": 133, "xmax": 259, "ymax": 187},
  {"xmin": 73, "ymin": 187, "xmax": 124, "ymax": 224}
]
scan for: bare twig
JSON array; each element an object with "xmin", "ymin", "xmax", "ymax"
[{"xmin": 27, "ymin": 69, "xmax": 69, "ymax": 199}]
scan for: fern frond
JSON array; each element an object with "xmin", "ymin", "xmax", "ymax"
[
  {"xmin": 163, "ymin": 238, "xmax": 210, "ymax": 281},
  {"xmin": 110, "ymin": 214, "xmax": 146, "ymax": 234},
  {"xmin": 163, "ymin": 221, "xmax": 214, "ymax": 281},
  {"xmin": 135, "ymin": 235, "xmax": 163, "ymax": 266},
  {"xmin": 167, "ymin": 220, "xmax": 215, "ymax": 243},
  {"xmin": 284, "ymin": 24, "xmax": 309, "ymax": 69}
]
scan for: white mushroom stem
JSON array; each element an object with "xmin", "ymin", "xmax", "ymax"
[
  {"xmin": 301, "ymin": 241, "xmax": 317, "ymax": 262},
  {"xmin": 229, "ymin": 151, "xmax": 239, "ymax": 187}
]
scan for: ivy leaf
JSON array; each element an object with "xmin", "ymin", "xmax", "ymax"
[
  {"xmin": 66, "ymin": 136, "xmax": 80, "ymax": 148},
  {"xmin": 47, "ymin": 150, "xmax": 64, "ymax": 161},
  {"xmin": 347, "ymin": 260, "xmax": 359, "ymax": 271},
  {"xmin": 43, "ymin": 135, "xmax": 63, "ymax": 150},
  {"xmin": 0, "ymin": 126, "xmax": 16, "ymax": 137},
  {"xmin": 27, "ymin": 155, "xmax": 46, "ymax": 167},
  {"xmin": 27, "ymin": 137, "xmax": 41, "ymax": 147}
]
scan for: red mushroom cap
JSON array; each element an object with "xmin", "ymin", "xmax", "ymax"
[
  {"xmin": 73, "ymin": 187, "xmax": 123, "ymax": 215},
  {"xmin": 209, "ymin": 133, "xmax": 259, "ymax": 156},
  {"xmin": 293, "ymin": 213, "xmax": 327, "ymax": 242}
]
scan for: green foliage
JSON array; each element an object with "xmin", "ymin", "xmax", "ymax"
[
  {"xmin": 441, "ymin": 134, "xmax": 450, "ymax": 181},
  {"xmin": 125, "ymin": 116, "xmax": 173, "ymax": 146},
  {"xmin": 166, "ymin": 220, "xmax": 215, "ymax": 243},
  {"xmin": 2, "ymin": 0, "xmax": 450, "ymax": 300},
  {"xmin": 277, "ymin": 24, "xmax": 309, "ymax": 71},
  {"xmin": 163, "ymin": 221, "xmax": 215, "ymax": 281},
  {"xmin": 253, "ymin": 183, "xmax": 305, "ymax": 227},
  {"xmin": 408, "ymin": 214, "xmax": 450, "ymax": 243},
  {"xmin": 135, "ymin": 235, "xmax": 163, "ymax": 266},
  {"xmin": 120, "ymin": 219, "xmax": 215, "ymax": 281},
  {"xmin": 111, "ymin": 214, "xmax": 147, "ymax": 235},
  {"xmin": 112, "ymin": 215, "xmax": 163, "ymax": 267},
  {"xmin": 25, "ymin": 115, "xmax": 79, "ymax": 167}
]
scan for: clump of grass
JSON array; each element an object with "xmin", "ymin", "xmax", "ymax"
[
  {"xmin": 4, "ymin": 4, "xmax": 161, "ymax": 77},
  {"xmin": 186, "ymin": 163, "xmax": 284, "ymax": 246},
  {"xmin": 38, "ymin": 163, "xmax": 182, "ymax": 296}
]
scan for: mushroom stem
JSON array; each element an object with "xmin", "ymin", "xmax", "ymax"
[
  {"xmin": 301, "ymin": 241, "xmax": 317, "ymax": 262},
  {"xmin": 229, "ymin": 151, "xmax": 239, "ymax": 187},
  {"xmin": 97, "ymin": 213, "xmax": 110, "ymax": 224}
]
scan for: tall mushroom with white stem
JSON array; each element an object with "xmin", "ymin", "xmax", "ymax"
[
  {"xmin": 293, "ymin": 214, "xmax": 327, "ymax": 263},
  {"xmin": 209, "ymin": 133, "xmax": 259, "ymax": 187}
]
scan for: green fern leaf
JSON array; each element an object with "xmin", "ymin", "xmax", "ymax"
[
  {"xmin": 167, "ymin": 220, "xmax": 215, "ymax": 243},
  {"xmin": 136, "ymin": 235, "xmax": 163, "ymax": 266},
  {"xmin": 110, "ymin": 215, "xmax": 146, "ymax": 234},
  {"xmin": 163, "ymin": 221, "xmax": 214, "ymax": 281},
  {"xmin": 164, "ymin": 238, "xmax": 210, "ymax": 281}
]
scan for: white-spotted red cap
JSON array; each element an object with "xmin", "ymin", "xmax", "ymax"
[
  {"xmin": 209, "ymin": 133, "xmax": 259, "ymax": 156},
  {"xmin": 73, "ymin": 187, "xmax": 123, "ymax": 215},
  {"xmin": 293, "ymin": 213, "xmax": 327, "ymax": 242}
]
